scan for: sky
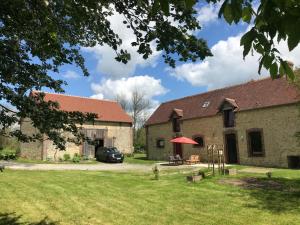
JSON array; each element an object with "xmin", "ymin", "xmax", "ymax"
[{"xmin": 53, "ymin": 3, "xmax": 300, "ymax": 113}]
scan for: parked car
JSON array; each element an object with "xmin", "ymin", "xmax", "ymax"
[{"xmin": 95, "ymin": 147, "xmax": 124, "ymax": 163}]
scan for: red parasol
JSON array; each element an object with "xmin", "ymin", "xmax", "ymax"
[{"xmin": 170, "ymin": 137, "xmax": 198, "ymax": 145}]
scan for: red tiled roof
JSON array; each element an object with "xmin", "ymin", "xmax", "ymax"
[
  {"xmin": 146, "ymin": 77, "xmax": 300, "ymax": 126},
  {"xmin": 32, "ymin": 92, "xmax": 132, "ymax": 123}
]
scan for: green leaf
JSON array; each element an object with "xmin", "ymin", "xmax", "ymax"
[
  {"xmin": 282, "ymin": 61, "xmax": 295, "ymax": 80},
  {"xmin": 270, "ymin": 63, "xmax": 278, "ymax": 78},
  {"xmin": 287, "ymin": 34, "xmax": 299, "ymax": 51},
  {"xmin": 223, "ymin": 4, "xmax": 234, "ymax": 24},
  {"xmin": 185, "ymin": 0, "xmax": 195, "ymax": 9},
  {"xmin": 240, "ymin": 30, "xmax": 256, "ymax": 58},
  {"xmin": 159, "ymin": 0, "xmax": 169, "ymax": 16},
  {"xmin": 242, "ymin": 7, "xmax": 252, "ymax": 23}
]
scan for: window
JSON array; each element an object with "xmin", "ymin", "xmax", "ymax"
[
  {"xmin": 202, "ymin": 101, "xmax": 210, "ymax": 108},
  {"xmin": 247, "ymin": 129, "xmax": 264, "ymax": 157},
  {"xmin": 193, "ymin": 136, "xmax": 204, "ymax": 148},
  {"xmin": 172, "ymin": 118, "xmax": 181, "ymax": 132},
  {"xmin": 156, "ymin": 139, "xmax": 165, "ymax": 148},
  {"xmin": 224, "ymin": 109, "xmax": 235, "ymax": 127}
]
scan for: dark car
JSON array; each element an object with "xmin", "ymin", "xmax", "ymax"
[{"xmin": 95, "ymin": 147, "xmax": 124, "ymax": 163}]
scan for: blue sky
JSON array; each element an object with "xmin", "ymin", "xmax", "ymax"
[{"xmin": 55, "ymin": 3, "xmax": 300, "ymax": 112}]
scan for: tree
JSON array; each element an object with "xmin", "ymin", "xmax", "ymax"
[
  {"xmin": 115, "ymin": 90, "xmax": 150, "ymax": 148},
  {"xmin": 0, "ymin": 0, "xmax": 210, "ymax": 149},
  {"xmin": 1, "ymin": 0, "xmax": 300, "ymax": 150},
  {"xmin": 208, "ymin": 0, "xmax": 300, "ymax": 79}
]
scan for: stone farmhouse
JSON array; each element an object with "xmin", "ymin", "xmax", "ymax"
[
  {"xmin": 146, "ymin": 77, "xmax": 300, "ymax": 168},
  {"xmin": 20, "ymin": 92, "xmax": 133, "ymax": 160}
]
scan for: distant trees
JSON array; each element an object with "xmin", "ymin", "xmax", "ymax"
[{"xmin": 115, "ymin": 90, "xmax": 150, "ymax": 150}]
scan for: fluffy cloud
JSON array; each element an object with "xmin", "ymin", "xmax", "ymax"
[
  {"xmin": 90, "ymin": 75, "xmax": 168, "ymax": 111},
  {"xmin": 196, "ymin": 2, "xmax": 221, "ymax": 26},
  {"xmin": 84, "ymin": 12, "xmax": 161, "ymax": 79},
  {"xmin": 168, "ymin": 30, "xmax": 300, "ymax": 90},
  {"xmin": 62, "ymin": 70, "xmax": 80, "ymax": 79}
]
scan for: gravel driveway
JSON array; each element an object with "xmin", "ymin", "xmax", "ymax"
[{"xmin": 1, "ymin": 161, "xmax": 207, "ymax": 172}]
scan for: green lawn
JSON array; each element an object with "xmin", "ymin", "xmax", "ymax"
[
  {"xmin": 124, "ymin": 153, "xmax": 163, "ymax": 164},
  {"xmin": 0, "ymin": 168, "xmax": 300, "ymax": 225}
]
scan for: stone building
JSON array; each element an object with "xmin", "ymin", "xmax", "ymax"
[
  {"xmin": 145, "ymin": 77, "xmax": 300, "ymax": 168},
  {"xmin": 20, "ymin": 92, "xmax": 133, "ymax": 160}
]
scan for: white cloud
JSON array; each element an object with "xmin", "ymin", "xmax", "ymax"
[
  {"xmin": 196, "ymin": 2, "xmax": 222, "ymax": 26},
  {"xmin": 168, "ymin": 29, "xmax": 300, "ymax": 90},
  {"xmin": 84, "ymin": 12, "xmax": 161, "ymax": 79},
  {"xmin": 90, "ymin": 75, "xmax": 168, "ymax": 113},
  {"xmin": 62, "ymin": 70, "xmax": 80, "ymax": 79}
]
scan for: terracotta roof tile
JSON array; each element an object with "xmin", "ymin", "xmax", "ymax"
[
  {"xmin": 146, "ymin": 77, "xmax": 300, "ymax": 126},
  {"xmin": 32, "ymin": 92, "xmax": 132, "ymax": 123}
]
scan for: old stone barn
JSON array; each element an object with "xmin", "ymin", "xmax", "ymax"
[
  {"xmin": 146, "ymin": 77, "xmax": 300, "ymax": 168},
  {"xmin": 20, "ymin": 92, "xmax": 133, "ymax": 160}
]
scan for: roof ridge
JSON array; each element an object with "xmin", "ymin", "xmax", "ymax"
[
  {"xmin": 161, "ymin": 76, "xmax": 271, "ymax": 105},
  {"xmin": 33, "ymin": 91, "xmax": 117, "ymax": 103}
]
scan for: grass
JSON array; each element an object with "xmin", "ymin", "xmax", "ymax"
[
  {"xmin": 15, "ymin": 158, "xmax": 99, "ymax": 164},
  {"xmin": 0, "ymin": 168, "xmax": 300, "ymax": 225},
  {"xmin": 124, "ymin": 153, "xmax": 163, "ymax": 165}
]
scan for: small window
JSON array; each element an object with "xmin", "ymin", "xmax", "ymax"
[
  {"xmin": 156, "ymin": 139, "xmax": 165, "ymax": 148},
  {"xmin": 172, "ymin": 118, "xmax": 181, "ymax": 132},
  {"xmin": 224, "ymin": 109, "xmax": 235, "ymax": 127},
  {"xmin": 247, "ymin": 129, "xmax": 264, "ymax": 157},
  {"xmin": 202, "ymin": 101, "xmax": 210, "ymax": 108},
  {"xmin": 193, "ymin": 136, "xmax": 204, "ymax": 148}
]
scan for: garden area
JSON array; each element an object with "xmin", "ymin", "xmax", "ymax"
[{"xmin": 1, "ymin": 167, "xmax": 300, "ymax": 225}]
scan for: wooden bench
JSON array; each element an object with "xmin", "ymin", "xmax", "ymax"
[{"xmin": 186, "ymin": 155, "xmax": 200, "ymax": 164}]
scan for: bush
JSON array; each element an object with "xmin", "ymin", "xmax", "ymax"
[
  {"xmin": 63, "ymin": 153, "xmax": 71, "ymax": 161},
  {"xmin": 82, "ymin": 155, "xmax": 89, "ymax": 161},
  {"xmin": 72, "ymin": 153, "xmax": 81, "ymax": 163},
  {"xmin": 0, "ymin": 148, "xmax": 17, "ymax": 160}
]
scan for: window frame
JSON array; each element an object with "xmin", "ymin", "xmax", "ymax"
[
  {"xmin": 223, "ymin": 109, "xmax": 235, "ymax": 128},
  {"xmin": 156, "ymin": 138, "xmax": 165, "ymax": 148},
  {"xmin": 246, "ymin": 128, "xmax": 265, "ymax": 157},
  {"xmin": 172, "ymin": 117, "xmax": 181, "ymax": 132},
  {"xmin": 192, "ymin": 135, "xmax": 205, "ymax": 148}
]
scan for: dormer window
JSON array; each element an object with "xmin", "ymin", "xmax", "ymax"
[
  {"xmin": 170, "ymin": 108, "xmax": 183, "ymax": 133},
  {"xmin": 218, "ymin": 98, "xmax": 238, "ymax": 128}
]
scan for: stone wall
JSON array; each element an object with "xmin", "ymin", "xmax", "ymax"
[
  {"xmin": 146, "ymin": 104, "xmax": 300, "ymax": 168},
  {"xmin": 20, "ymin": 118, "xmax": 43, "ymax": 160},
  {"xmin": 20, "ymin": 119, "xmax": 133, "ymax": 160}
]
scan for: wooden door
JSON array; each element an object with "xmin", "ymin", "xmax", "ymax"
[{"xmin": 225, "ymin": 133, "xmax": 238, "ymax": 164}]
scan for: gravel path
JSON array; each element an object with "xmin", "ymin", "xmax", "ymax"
[{"xmin": 0, "ymin": 161, "xmax": 207, "ymax": 172}]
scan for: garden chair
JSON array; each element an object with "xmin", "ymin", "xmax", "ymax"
[
  {"xmin": 169, "ymin": 155, "xmax": 178, "ymax": 165},
  {"xmin": 186, "ymin": 155, "xmax": 200, "ymax": 164},
  {"xmin": 175, "ymin": 154, "xmax": 184, "ymax": 165}
]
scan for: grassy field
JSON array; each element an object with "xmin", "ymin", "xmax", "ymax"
[
  {"xmin": 13, "ymin": 153, "xmax": 160, "ymax": 165},
  {"xmin": 124, "ymin": 153, "xmax": 162, "ymax": 164},
  {"xmin": 0, "ymin": 168, "xmax": 300, "ymax": 225}
]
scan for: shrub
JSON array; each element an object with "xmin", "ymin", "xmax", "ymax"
[
  {"xmin": 72, "ymin": 153, "xmax": 81, "ymax": 163},
  {"xmin": 82, "ymin": 155, "xmax": 89, "ymax": 161},
  {"xmin": 63, "ymin": 153, "xmax": 71, "ymax": 161}
]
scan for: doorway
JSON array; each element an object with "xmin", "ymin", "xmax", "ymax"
[
  {"xmin": 94, "ymin": 139, "xmax": 104, "ymax": 158},
  {"xmin": 173, "ymin": 143, "xmax": 182, "ymax": 157},
  {"xmin": 225, "ymin": 133, "xmax": 238, "ymax": 164}
]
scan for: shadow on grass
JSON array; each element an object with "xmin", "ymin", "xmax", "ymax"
[
  {"xmin": 0, "ymin": 213, "xmax": 57, "ymax": 225},
  {"xmin": 244, "ymin": 177, "xmax": 300, "ymax": 213}
]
